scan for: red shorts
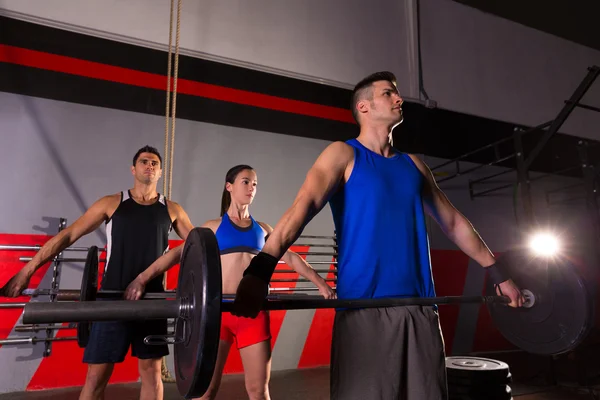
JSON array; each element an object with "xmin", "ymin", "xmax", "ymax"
[{"xmin": 220, "ymin": 311, "xmax": 271, "ymax": 349}]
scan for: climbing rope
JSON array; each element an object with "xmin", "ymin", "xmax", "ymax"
[
  {"xmin": 163, "ymin": 0, "xmax": 182, "ymax": 200},
  {"xmin": 162, "ymin": 0, "xmax": 182, "ymax": 383}
]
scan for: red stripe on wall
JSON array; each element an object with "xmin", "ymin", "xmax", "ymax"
[{"xmin": 0, "ymin": 45, "xmax": 354, "ymax": 124}]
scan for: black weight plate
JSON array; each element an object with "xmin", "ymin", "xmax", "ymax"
[
  {"xmin": 450, "ymin": 393, "xmax": 512, "ymax": 400},
  {"xmin": 486, "ymin": 250, "xmax": 593, "ymax": 355},
  {"xmin": 77, "ymin": 246, "xmax": 99, "ymax": 348},
  {"xmin": 449, "ymin": 383, "xmax": 511, "ymax": 396},
  {"xmin": 174, "ymin": 228, "xmax": 222, "ymax": 399},
  {"xmin": 448, "ymin": 371, "xmax": 512, "ymax": 387},
  {"xmin": 450, "ymin": 385, "xmax": 512, "ymax": 400},
  {"xmin": 446, "ymin": 357, "xmax": 510, "ymax": 381}
]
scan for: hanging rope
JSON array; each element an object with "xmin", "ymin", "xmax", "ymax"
[
  {"xmin": 168, "ymin": 0, "xmax": 181, "ymax": 201},
  {"xmin": 163, "ymin": 0, "xmax": 182, "ymax": 200},
  {"xmin": 161, "ymin": 0, "xmax": 182, "ymax": 383},
  {"xmin": 163, "ymin": 0, "xmax": 174, "ymax": 197}
]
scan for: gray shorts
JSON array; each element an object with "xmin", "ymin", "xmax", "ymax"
[{"xmin": 330, "ymin": 305, "xmax": 448, "ymax": 400}]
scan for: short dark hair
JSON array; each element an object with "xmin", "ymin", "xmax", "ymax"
[
  {"xmin": 133, "ymin": 145, "xmax": 162, "ymax": 166},
  {"xmin": 351, "ymin": 71, "xmax": 397, "ymax": 124}
]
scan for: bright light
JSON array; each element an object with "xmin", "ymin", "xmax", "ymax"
[{"xmin": 529, "ymin": 232, "xmax": 560, "ymax": 257}]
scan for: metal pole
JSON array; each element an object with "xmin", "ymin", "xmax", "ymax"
[
  {"xmin": 23, "ymin": 300, "xmax": 181, "ymax": 324},
  {"xmin": 0, "ymin": 303, "xmax": 26, "ymax": 309},
  {"xmin": 0, "ymin": 336, "xmax": 77, "ymax": 346},
  {"xmin": 44, "ymin": 217, "xmax": 66, "ymax": 357},
  {"xmin": 565, "ymin": 101, "xmax": 600, "ymax": 113},
  {"xmin": 291, "ymin": 244, "xmax": 337, "ymax": 248},
  {"xmin": 469, "ymin": 169, "xmax": 515, "ymax": 186},
  {"xmin": 525, "ymin": 66, "xmax": 600, "ymax": 170},
  {"xmin": 431, "ymin": 120, "xmax": 552, "ymax": 171},
  {"xmin": 223, "ymin": 295, "xmax": 511, "ymax": 312},
  {"xmin": 436, "ymin": 153, "xmax": 516, "ymax": 184},
  {"xmin": 577, "ymin": 141, "xmax": 600, "ymax": 239},
  {"xmin": 23, "ymin": 294, "xmax": 511, "ymax": 325},
  {"xmin": 20, "ymin": 257, "xmax": 332, "ymax": 265},
  {"xmin": 470, "ymin": 182, "xmax": 515, "ymax": 198},
  {"xmin": 296, "ymin": 235, "xmax": 336, "ymax": 240},
  {"xmin": 268, "ymin": 287, "xmax": 331, "ymax": 292},
  {"xmin": 0, "ymin": 245, "xmax": 105, "ymax": 252},
  {"xmin": 15, "ymin": 324, "xmax": 76, "ymax": 333},
  {"xmin": 19, "ymin": 257, "xmax": 107, "ymax": 263},
  {"xmin": 514, "ymin": 129, "xmax": 534, "ymax": 227}
]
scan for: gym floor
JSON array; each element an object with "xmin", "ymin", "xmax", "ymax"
[{"xmin": 0, "ymin": 367, "xmax": 598, "ymax": 400}]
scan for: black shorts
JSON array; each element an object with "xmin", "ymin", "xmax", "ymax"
[
  {"xmin": 330, "ymin": 305, "xmax": 448, "ymax": 400},
  {"xmin": 82, "ymin": 318, "xmax": 169, "ymax": 364}
]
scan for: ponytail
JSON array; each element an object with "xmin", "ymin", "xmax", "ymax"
[{"xmin": 220, "ymin": 187, "xmax": 231, "ymax": 217}]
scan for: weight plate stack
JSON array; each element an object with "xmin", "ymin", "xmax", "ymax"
[{"xmin": 446, "ymin": 357, "xmax": 512, "ymax": 400}]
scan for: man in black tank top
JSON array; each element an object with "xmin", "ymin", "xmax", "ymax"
[{"xmin": 0, "ymin": 146, "xmax": 194, "ymax": 400}]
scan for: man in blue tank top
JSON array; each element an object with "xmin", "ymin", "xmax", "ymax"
[{"xmin": 233, "ymin": 72, "xmax": 525, "ymax": 399}]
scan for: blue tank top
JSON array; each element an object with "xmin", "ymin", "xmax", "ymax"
[
  {"xmin": 215, "ymin": 213, "xmax": 266, "ymax": 255},
  {"xmin": 329, "ymin": 139, "xmax": 435, "ymax": 300}
]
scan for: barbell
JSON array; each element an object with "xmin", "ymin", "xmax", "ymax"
[{"xmin": 17, "ymin": 228, "xmax": 595, "ymax": 399}]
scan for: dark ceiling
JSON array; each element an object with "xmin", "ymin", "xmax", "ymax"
[{"xmin": 453, "ymin": 1, "xmax": 600, "ymax": 52}]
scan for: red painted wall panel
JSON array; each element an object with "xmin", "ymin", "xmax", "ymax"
[
  {"xmin": 0, "ymin": 234, "xmax": 53, "ymax": 342},
  {"xmin": 430, "ymin": 250, "xmax": 470, "ymax": 354},
  {"xmin": 297, "ymin": 260, "xmax": 336, "ymax": 368}
]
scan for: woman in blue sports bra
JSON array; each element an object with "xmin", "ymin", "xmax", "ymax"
[{"xmin": 198, "ymin": 164, "xmax": 335, "ymax": 400}]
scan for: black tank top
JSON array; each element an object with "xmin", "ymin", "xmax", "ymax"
[{"xmin": 101, "ymin": 190, "xmax": 173, "ymax": 292}]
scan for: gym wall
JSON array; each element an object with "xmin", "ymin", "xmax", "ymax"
[
  {"xmin": 1, "ymin": 0, "xmax": 599, "ymax": 140},
  {"xmin": 0, "ymin": 2, "xmax": 598, "ymax": 394},
  {"xmin": 0, "ymin": 0, "xmax": 418, "ymax": 98}
]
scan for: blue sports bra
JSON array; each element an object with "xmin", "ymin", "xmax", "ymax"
[{"xmin": 215, "ymin": 213, "xmax": 266, "ymax": 255}]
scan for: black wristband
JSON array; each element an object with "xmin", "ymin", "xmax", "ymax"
[
  {"xmin": 243, "ymin": 252, "xmax": 279, "ymax": 284},
  {"xmin": 486, "ymin": 262, "xmax": 510, "ymax": 285}
]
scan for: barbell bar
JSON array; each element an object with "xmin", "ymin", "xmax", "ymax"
[
  {"xmin": 18, "ymin": 257, "xmax": 337, "ymax": 265},
  {"xmin": 290, "ymin": 244, "xmax": 337, "ymax": 248},
  {"xmin": 22, "ymin": 293, "xmax": 514, "ymax": 325},
  {"xmin": 0, "ymin": 336, "xmax": 77, "ymax": 346},
  {"xmin": 269, "ymin": 286, "xmax": 335, "ymax": 292},
  {"xmin": 0, "ymin": 244, "xmax": 105, "ymax": 252},
  {"xmin": 19, "ymin": 257, "xmax": 108, "ymax": 263},
  {"xmin": 0, "ymin": 302, "xmax": 26, "ymax": 309},
  {"xmin": 19, "ymin": 289, "xmax": 333, "ymax": 302},
  {"xmin": 15, "ymin": 324, "xmax": 77, "ymax": 332},
  {"xmin": 15, "ymin": 227, "xmax": 595, "ymax": 399},
  {"xmin": 15, "ymin": 321, "xmax": 178, "ymax": 332},
  {"xmin": 0, "ymin": 234, "xmax": 336, "ymax": 255}
]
